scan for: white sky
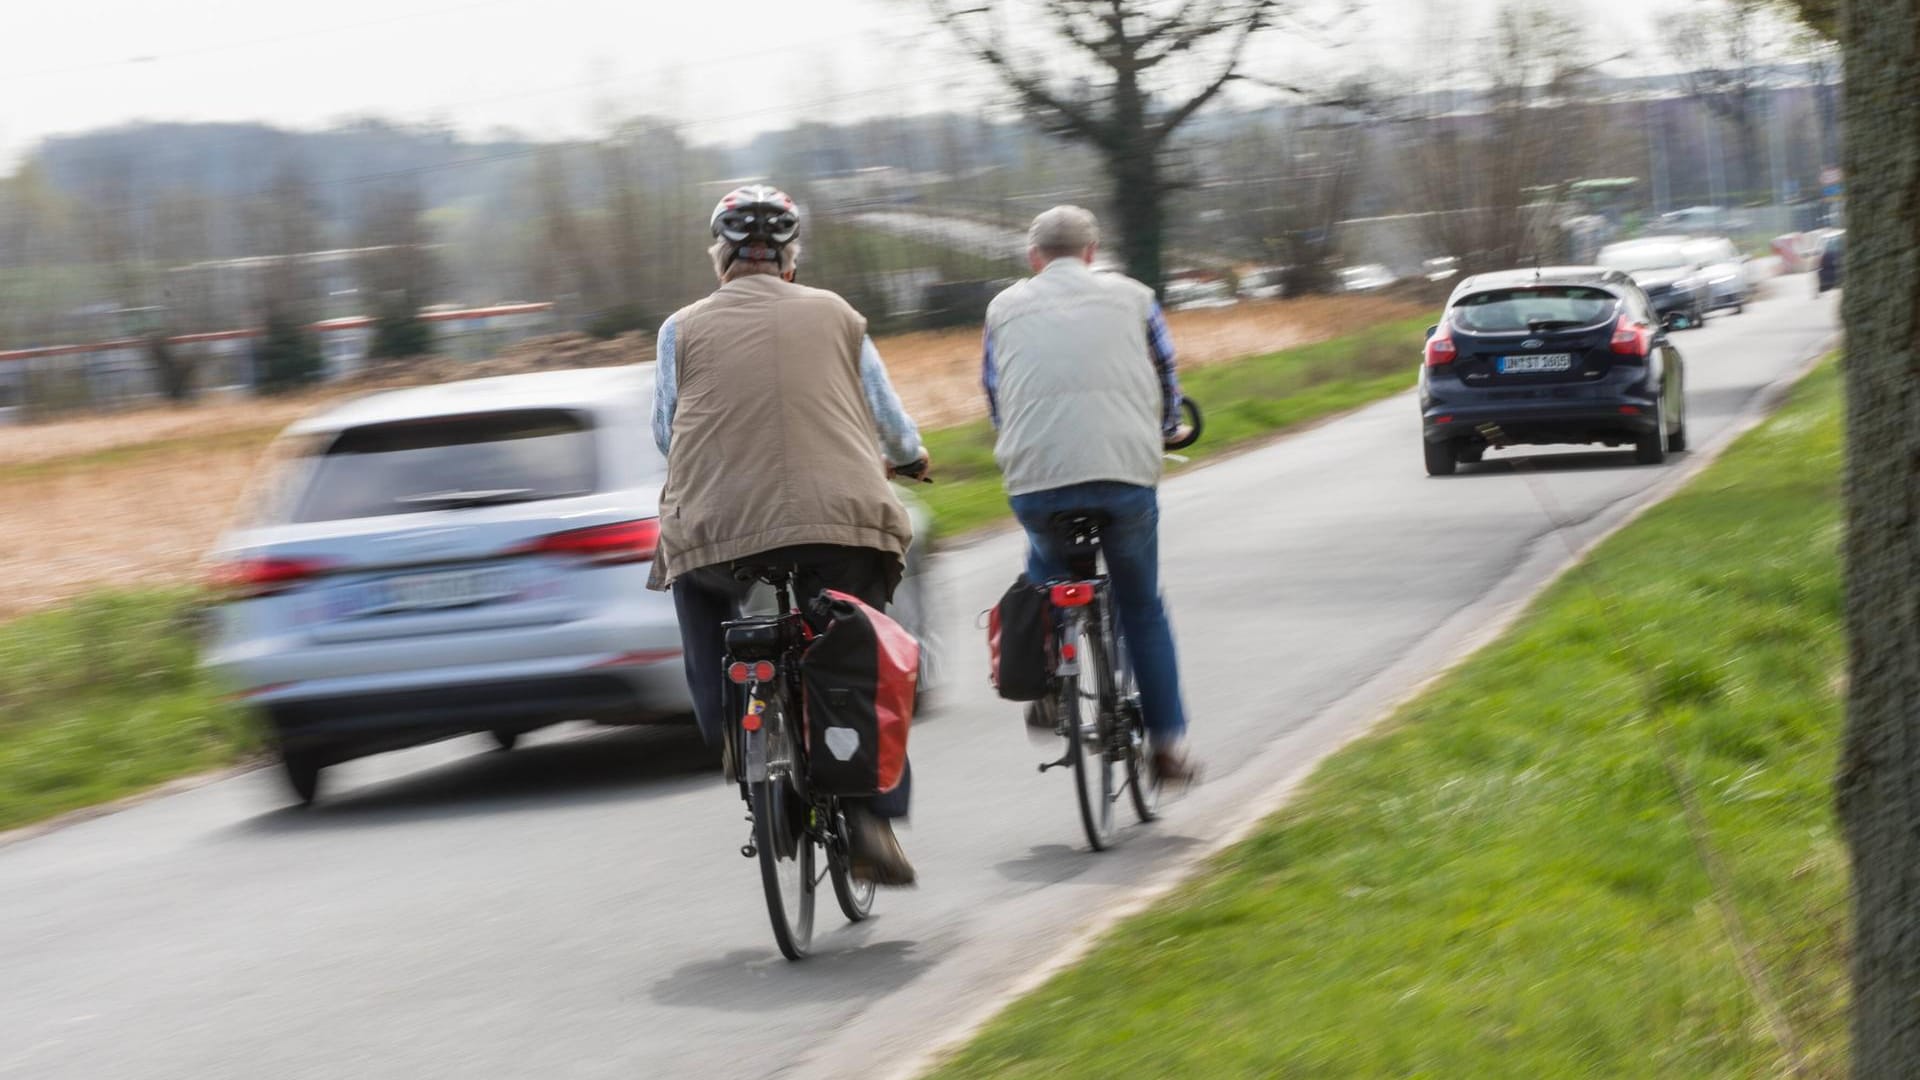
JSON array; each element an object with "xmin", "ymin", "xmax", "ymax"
[{"xmin": 1, "ymin": 0, "xmax": 1688, "ymax": 168}]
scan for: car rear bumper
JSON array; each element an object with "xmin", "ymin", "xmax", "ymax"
[
  {"xmin": 257, "ymin": 660, "xmax": 693, "ymax": 759},
  {"xmin": 1422, "ymin": 398, "xmax": 1660, "ymax": 445}
]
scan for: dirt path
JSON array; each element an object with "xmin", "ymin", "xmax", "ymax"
[{"xmin": 0, "ymin": 294, "xmax": 1426, "ymax": 618}]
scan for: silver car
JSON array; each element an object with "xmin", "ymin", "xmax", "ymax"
[
  {"xmin": 1681, "ymin": 237, "xmax": 1752, "ymax": 314},
  {"xmin": 203, "ymin": 366, "xmax": 938, "ymax": 804}
]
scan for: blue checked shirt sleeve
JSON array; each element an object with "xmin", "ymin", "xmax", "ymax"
[
  {"xmin": 651, "ymin": 315, "xmax": 678, "ymax": 457},
  {"xmin": 982, "ymin": 326, "xmax": 1001, "ymax": 429},
  {"xmin": 1147, "ymin": 303, "xmax": 1182, "ymax": 435},
  {"xmin": 859, "ymin": 335, "xmax": 924, "ymax": 467}
]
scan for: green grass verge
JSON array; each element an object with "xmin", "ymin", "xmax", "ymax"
[
  {"xmin": 934, "ymin": 360, "xmax": 1849, "ymax": 1078},
  {"xmin": 0, "ymin": 590, "xmax": 253, "ymax": 831},
  {"xmin": 920, "ymin": 315, "xmax": 1432, "ymax": 537}
]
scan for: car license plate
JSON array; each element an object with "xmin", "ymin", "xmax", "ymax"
[
  {"xmin": 1498, "ymin": 353, "xmax": 1574, "ymax": 373},
  {"xmin": 339, "ymin": 566, "xmax": 520, "ymax": 617}
]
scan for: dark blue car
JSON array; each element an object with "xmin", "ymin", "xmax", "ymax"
[{"xmin": 1419, "ymin": 267, "xmax": 1687, "ymax": 476}]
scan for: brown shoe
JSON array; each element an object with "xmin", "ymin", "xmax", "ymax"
[
  {"xmin": 845, "ymin": 806, "xmax": 917, "ymax": 886},
  {"xmin": 1151, "ymin": 744, "xmax": 1201, "ymax": 787}
]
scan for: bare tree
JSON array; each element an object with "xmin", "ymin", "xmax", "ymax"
[
  {"xmin": 932, "ymin": 0, "xmax": 1277, "ymax": 290},
  {"xmin": 1664, "ymin": 0, "xmax": 1800, "ymax": 203},
  {"xmin": 1784, "ymin": 0, "xmax": 1920, "ymax": 1070},
  {"xmin": 1402, "ymin": 2, "xmax": 1597, "ymax": 274},
  {"xmin": 354, "ymin": 183, "xmax": 440, "ymax": 358}
]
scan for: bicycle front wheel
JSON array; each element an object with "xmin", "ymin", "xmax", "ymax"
[{"xmin": 1064, "ymin": 672, "xmax": 1117, "ymax": 850}]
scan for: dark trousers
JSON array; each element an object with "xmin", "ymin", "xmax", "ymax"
[{"xmin": 672, "ymin": 544, "xmax": 912, "ymax": 819}]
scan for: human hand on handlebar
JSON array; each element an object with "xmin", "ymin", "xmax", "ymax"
[{"xmin": 888, "ymin": 452, "xmax": 934, "ymax": 483}]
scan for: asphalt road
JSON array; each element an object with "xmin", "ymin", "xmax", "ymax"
[{"xmin": 0, "ymin": 280, "xmax": 1840, "ymax": 1080}]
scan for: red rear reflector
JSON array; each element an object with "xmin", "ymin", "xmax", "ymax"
[
  {"xmin": 207, "ymin": 556, "xmax": 334, "ymax": 600},
  {"xmin": 1619, "ymin": 405, "xmax": 1642, "ymax": 415},
  {"xmin": 742, "ymin": 712, "xmax": 761, "ymax": 732},
  {"xmin": 1050, "ymin": 583, "xmax": 1094, "ymax": 607},
  {"xmin": 752, "ymin": 661, "xmax": 775, "ymax": 682},
  {"xmin": 1061, "ymin": 642, "xmax": 1078, "ymax": 662},
  {"xmin": 1435, "ymin": 415, "xmax": 1454, "ymax": 424},
  {"xmin": 521, "ymin": 518, "xmax": 660, "ymax": 564},
  {"xmin": 727, "ymin": 662, "xmax": 750, "ymax": 684}
]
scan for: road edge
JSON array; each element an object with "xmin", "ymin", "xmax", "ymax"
[{"xmin": 884, "ymin": 333, "xmax": 1839, "ymax": 1080}]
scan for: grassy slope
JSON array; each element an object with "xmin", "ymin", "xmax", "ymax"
[
  {"xmin": 920, "ymin": 314, "xmax": 1431, "ymax": 536},
  {"xmin": 0, "ymin": 590, "xmax": 254, "ymax": 831},
  {"xmin": 935, "ymin": 361, "xmax": 1850, "ymax": 1078}
]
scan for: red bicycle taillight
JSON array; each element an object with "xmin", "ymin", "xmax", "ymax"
[
  {"xmin": 727, "ymin": 660, "xmax": 777, "ymax": 684},
  {"xmin": 1050, "ymin": 583, "xmax": 1094, "ymax": 608},
  {"xmin": 520, "ymin": 518, "xmax": 660, "ymax": 564},
  {"xmin": 207, "ymin": 556, "xmax": 334, "ymax": 600},
  {"xmin": 1610, "ymin": 314, "xmax": 1651, "ymax": 359},
  {"xmin": 1423, "ymin": 322, "xmax": 1457, "ymax": 367}
]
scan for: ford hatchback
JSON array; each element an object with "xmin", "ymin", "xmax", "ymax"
[{"xmin": 1418, "ymin": 267, "xmax": 1687, "ymax": 476}]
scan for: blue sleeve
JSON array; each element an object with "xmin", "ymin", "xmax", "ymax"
[
  {"xmin": 652, "ymin": 315, "xmax": 677, "ymax": 456},
  {"xmin": 982, "ymin": 327, "xmax": 1001, "ymax": 429},
  {"xmin": 1146, "ymin": 303, "xmax": 1182, "ymax": 435},
  {"xmin": 858, "ymin": 335, "xmax": 924, "ymax": 467}
]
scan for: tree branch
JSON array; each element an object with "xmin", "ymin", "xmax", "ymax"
[{"xmin": 1149, "ymin": 6, "xmax": 1265, "ymax": 142}]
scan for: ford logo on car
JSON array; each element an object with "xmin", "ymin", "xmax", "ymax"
[{"xmin": 1522, "ymin": 339, "xmax": 1544, "ymax": 349}]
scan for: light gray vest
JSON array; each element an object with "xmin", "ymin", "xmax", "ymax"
[{"xmin": 986, "ymin": 259, "xmax": 1163, "ymax": 497}]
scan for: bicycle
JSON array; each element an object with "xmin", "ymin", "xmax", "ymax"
[
  {"xmin": 1036, "ymin": 399, "xmax": 1202, "ymax": 850},
  {"xmin": 720, "ymin": 462, "xmax": 929, "ymax": 960}
]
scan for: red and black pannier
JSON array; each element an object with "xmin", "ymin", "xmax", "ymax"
[
  {"xmin": 988, "ymin": 574, "xmax": 1053, "ymax": 702},
  {"xmin": 801, "ymin": 589, "xmax": 916, "ymax": 795}
]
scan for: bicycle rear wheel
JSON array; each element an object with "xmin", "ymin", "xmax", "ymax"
[
  {"xmin": 1116, "ymin": 635, "xmax": 1160, "ymax": 823},
  {"xmin": 1064, "ymin": 671, "xmax": 1117, "ymax": 851},
  {"xmin": 749, "ymin": 714, "xmax": 815, "ymax": 960}
]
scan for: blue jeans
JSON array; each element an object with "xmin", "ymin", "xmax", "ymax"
[{"xmin": 1009, "ymin": 481, "xmax": 1188, "ymax": 742}]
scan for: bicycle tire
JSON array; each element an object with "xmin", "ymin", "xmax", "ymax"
[
  {"xmin": 750, "ymin": 706, "xmax": 815, "ymax": 960},
  {"xmin": 1115, "ymin": 634, "xmax": 1160, "ymax": 823},
  {"xmin": 1164, "ymin": 397, "xmax": 1204, "ymax": 451},
  {"xmin": 1066, "ymin": 670, "xmax": 1117, "ymax": 851},
  {"xmin": 829, "ymin": 847, "xmax": 876, "ymax": 923}
]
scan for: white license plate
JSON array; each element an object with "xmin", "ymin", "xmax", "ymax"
[
  {"xmin": 1498, "ymin": 353, "xmax": 1575, "ymax": 373},
  {"xmin": 339, "ymin": 567, "xmax": 520, "ymax": 617}
]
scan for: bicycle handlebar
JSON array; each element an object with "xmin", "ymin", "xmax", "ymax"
[{"xmin": 1164, "ymin": 397, "xmax": 1204, "ymax": 451}]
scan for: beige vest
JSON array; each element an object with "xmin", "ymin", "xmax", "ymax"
[
  {"xmin": 985, "ymin": 259, "xmax": 1164, "ymax": 496},
  {"xmin": 651, "ymin": 274, "xmax": 913, "ymax": 587}
]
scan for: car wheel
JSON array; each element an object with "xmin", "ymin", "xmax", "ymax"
[
  {"xmin": 1424, "ymin": 439, "xmax": 1457, "ymax": 477},
  {"xmin": 281, "ymin": 751, "xmax": 323, "ymax": 806},
  {"xmin": 491, "ymin": 730, "xmax": 520, "ymax": 751},
  {"xmin": 1636, "ymin": 396, "xmax": 1670, "ymax": 466}
]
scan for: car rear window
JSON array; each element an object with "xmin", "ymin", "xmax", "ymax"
[
  {"xmin": 288, "ymin": 409, "xmax": 599, "ymax": 523},
  {"xmin": 1450, "ymin": 287, "xmax": 1620, "ymax": 333}
]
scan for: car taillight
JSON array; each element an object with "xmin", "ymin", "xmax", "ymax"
[
  {"xmin": 207, "ymin": 556, "xmax": 334, "ymax": 600},
  {"xmin": 521, "ymin": 518, "xmax": 660, "ymax": 564},
  {"xmin": 1423, "ymin": 322, "xmax": 1457, "ymax": 367},
  {"xmin": 1610, "ymin": 314, "xmax": 1651, "ymax": 359}
]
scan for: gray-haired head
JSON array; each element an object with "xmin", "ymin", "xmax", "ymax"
[{"xmin": 1027, "ymin": 205, "xmax": 1100, "ymax": 261}]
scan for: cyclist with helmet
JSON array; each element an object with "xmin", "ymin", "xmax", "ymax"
[
  {"xmin": 982, "ymin": 205, "xmax": 1198, "ymax": 784},
  {"xmin": 651, "ymin": 185, "xmax": 929, "ymax": 885}
]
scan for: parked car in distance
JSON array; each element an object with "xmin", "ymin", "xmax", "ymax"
[
  {"xmin": 1657, "ymin": 205, "xmax": 1751, "ymax": 235},
  {"xmin": 1419, "ymin": 266, "xmax": 1686, "ymax": 476},
  {"xmin": 1337, "ymin": 263, "xmax": 1397, "ymax": 293},
  {"xmin": 1681, "ymin": 236, "xmax": 1751, "ymax": 314},
  {"xmin": 201, "ymin": 366, "xmax": 940, "ymax": 805},
  {"xmin": 1596, "ymin": 239, "xmax": 1710, "ymax": 329},
  {"xmin": 1816, "ymin": 229, "xmax": 1846, "ymax": 293}
]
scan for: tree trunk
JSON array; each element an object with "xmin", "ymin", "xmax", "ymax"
[
  {"xmin": 1109, "ymin": 149, "xmax": 1166, "ymax": 293},
  {"xmin": 1836, "ymin": 1, "xmax": 1920, "ymax": 1075}
]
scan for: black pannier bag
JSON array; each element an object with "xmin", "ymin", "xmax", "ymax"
[
  {"xmin": 801, "ymin": 589, "xmax": 916, "ymax": 795},
  {"xmin": 988, "ymin": 574, "xmax": 1053, "ymax": 702}
]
